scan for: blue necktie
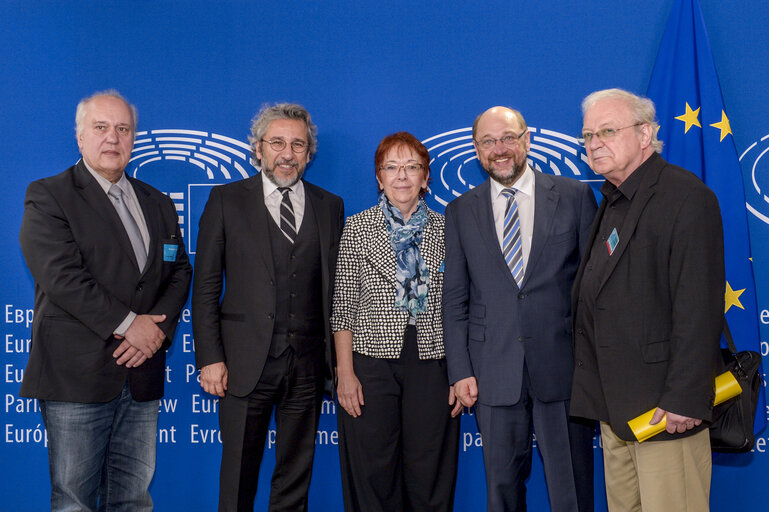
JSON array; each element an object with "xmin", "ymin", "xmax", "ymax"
[
  {"xmin": 501, "ymin": 188, "xmax": 523, "ymax": 286},
  {"xmin": 108, "ymin": 184, "xmax": 147, "ymax": 271}
]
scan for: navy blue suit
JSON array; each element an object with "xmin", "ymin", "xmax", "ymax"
[{"xmin": 443, "ymin": 170, "xmax": 596, "ymax": 512}]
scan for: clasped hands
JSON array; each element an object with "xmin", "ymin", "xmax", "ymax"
[{"xmin": 112, "ymin": 313, "xmax": 167, "ymax": 368}]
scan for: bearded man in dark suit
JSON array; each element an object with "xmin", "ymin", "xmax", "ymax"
[{"xmin": 192, "ymin": 103, "xmax": 343, "ymax": 512}]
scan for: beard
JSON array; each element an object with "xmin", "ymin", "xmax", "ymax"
[
  {"xmin": 262, "ymin": 158, "xmax": 305, "ymax": 188},
  {"xmin": 485, "ymin": 153, "xmax": 528, "ymax": 187}
]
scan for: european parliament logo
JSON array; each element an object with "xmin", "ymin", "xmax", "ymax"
[
  {"xmin": 422, "ymin": 126, "xmax": 602, "ymax": 212},
  {"xmin": 739, "ymin": 134, "xmax": 769, "ymax": 226},
  {"xmin": 127, "ymin": 129, "xmax": 258, "ymax": 253}
]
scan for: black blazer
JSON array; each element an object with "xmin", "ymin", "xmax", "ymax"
[
  {"xmin": 570, "ymin": 153, "xmax": 725, "ymax": 441},
  {"xmin": 192, "ymin": 174, "xmax": 344, "ymax": 397},
  {"xmin": 19, "ymin": 160, "xmax": 192, "ymax": 403}
]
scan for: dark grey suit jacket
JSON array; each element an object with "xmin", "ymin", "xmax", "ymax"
[
  {"xmin": 443, "ymin": 171, "xmax": 597, "ymax": 406},
  {"xmin": 19, "ymin": 160, "xmax": 192, "ymax": 403},
  {"xmin": 192, "ymin": 174, "xmax": 344, "ymax": 397},
  {"xmin": 570, "ymin": 153, "xmax": 725, "ymax": 441}
]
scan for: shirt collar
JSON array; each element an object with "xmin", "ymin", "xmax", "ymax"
[
  {"xmin": 600, "ymin": 152, "xmax": 655, "ymax": 202},
  {"xmin": 490, "ymin": 164, "xmax": 535, "ymax": 199},
  {"xmin": 82, "ymin": 158, "xmax": 129, "ymax": 195},
  {"xmin": 261, "ymin": 171, "xmax": 303, "ymax": 197}
]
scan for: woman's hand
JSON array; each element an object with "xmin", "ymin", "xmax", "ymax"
[
  {"xmin": 337, "ymin": 371, "xmax": 365, "ymax": 418},
  {"xmin": 449, "ymin": 385, "xmax": 463, "ymax": 418}
]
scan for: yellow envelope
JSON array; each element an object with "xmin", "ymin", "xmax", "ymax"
[{"xmin": 627, "ymin": 371, "xmax": 742, "ymax": 443}]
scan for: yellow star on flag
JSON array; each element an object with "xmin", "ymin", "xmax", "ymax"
[
  {"xmin": 724, "ymin": 281, "xmax": 745, "ymax": 313},
  {"xmin": 710, "ymin": 110, "xmax": 732, "ymax": 141},
  {"xmin": 674, "ymin": 102, "xmax": 701, "ymax": 133}
]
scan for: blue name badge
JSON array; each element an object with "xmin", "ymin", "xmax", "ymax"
[
  {"xmin": 439, "ymin": 260, "xmax": 445, "ymax": 272},
  {"xmin": 606, "ymin": 228, "xmax": 619, "ymax": 255},
  {"xmin": 163, "ymin": 243, "xmax": 179, "ymax": 262}
]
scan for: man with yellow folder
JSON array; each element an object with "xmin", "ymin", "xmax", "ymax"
[{"xmin": 570, "ymin": 89, "xmax": 724, "ymax": 512}]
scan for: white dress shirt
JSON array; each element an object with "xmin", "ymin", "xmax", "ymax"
[
  {"xmin": 261, "ymin": 171, "xmax": 305, "ymax": 236},
  {"xmin": 490, "ymin": 165, "xmax": 535, "ymax": 278}
]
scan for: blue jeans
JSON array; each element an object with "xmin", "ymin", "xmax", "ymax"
[{"xmin": 40, "ymin": 382, "xmax": 159, "ymax": 512}]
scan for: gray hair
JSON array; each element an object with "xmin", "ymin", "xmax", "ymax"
[
  {"xmin": 472, "ymin": 107, "xmax": 528, "ymax": 139},
  {"xmin": 75, "ymin": 89, "xmax": 138, "ymax": 136},
  {"xmin": 581, "ymin": 88, "xmax": 663, "ymax": 153},
  {"xmin": 248, "ymin": 103, "xmax": 318, "ymax": 166}
]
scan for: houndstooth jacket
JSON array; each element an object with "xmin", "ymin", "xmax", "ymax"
[{"xmin": 331, "ymin": 204, "xmax": 446, "ymax": 359}]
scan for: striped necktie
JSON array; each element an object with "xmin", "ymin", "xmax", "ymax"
[
  {"xmin": 278, "ymin": 187, "xmax": 297, "ymax": 243},
  {"xmin": 501, "ymin": 188, "xmax": 523, "ymax": 286}
]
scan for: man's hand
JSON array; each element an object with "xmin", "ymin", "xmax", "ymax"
[
  {"xmin": 200, "ymin": 362, "xmax": 228, "ymax": 397},
  {"xmin": 453, "ymin": 376, "xmax": 478, "ymax": 408},
  {"xmin": 123, "ymin": 314, "xmax": 167, "ymax": 358},
  {"xmin": 113, "ymin": 340, "xmax": 148, "ymax": 368},
  {"xmin": 337, "ymin": 371, "xmax": 364, "ymax": 418},
  {"xmin": 649, "ymin": 407, "xmax": 702, "ymax": 434},
  {"xmin": 449, "ymin": 385, "xmax": 463, "ymax": 417}
]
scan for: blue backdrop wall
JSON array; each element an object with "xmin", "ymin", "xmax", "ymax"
[{"xmin": 2, "ymin": 2, "xmax": 769, "ymax": 510}]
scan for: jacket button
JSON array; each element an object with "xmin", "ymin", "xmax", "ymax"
[
  {"xmin": 517, "ymin": 292, "xmax": 525, "ymax": 299},
  {"xmin": 518, "ymin": 336, "xmax": 524, "ymax": 342},
  {"xmin": 576, "ymin": 328, "xmax": 584, "ymax": 335},
  {"xmin": 576, "ymin": 360, "xmax": 584, "ymax": 367},
  {"xmin": 136, "ymin": 284, "xmax": 143, "ymax": 291},
  {"xmin": 267, "ymin": 313, "xmax": 274, "ymax": 319}
]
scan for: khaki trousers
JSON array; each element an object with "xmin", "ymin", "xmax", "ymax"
[{"xmin": 600, "ymin": 422, "xmax": 711, "ymax": 512}]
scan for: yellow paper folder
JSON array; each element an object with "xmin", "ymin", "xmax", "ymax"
[{"xmin": 628, "ymin": 371, "xmax": 743, "ymax": 443}]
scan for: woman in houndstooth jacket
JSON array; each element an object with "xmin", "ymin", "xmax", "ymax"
[{"xmin": 331, "ymin": 132, "xmax": 461, "ymax": 512}]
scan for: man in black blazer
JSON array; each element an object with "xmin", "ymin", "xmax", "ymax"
[
  {"xmin": 571, "ymin": 89, "xmax": 724, "ymax": 511},
  {"xmin": 192, "ymin": 103, "xmax": 343, "ymax": 512},
  {"xmin": 444, "ymin": 106, "xmax": 597, "ymax": 512},
  {"xmin": 19, "ymin": 90, "xmax": 192, "ymax": 511}
]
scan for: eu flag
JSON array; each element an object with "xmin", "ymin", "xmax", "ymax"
[{"xmin": 647, "ymin": 0, "xmax": 764, "ymax": 433}]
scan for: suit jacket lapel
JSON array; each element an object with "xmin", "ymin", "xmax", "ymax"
[
  {"xmin": 367, "ymin": 207, "xmax": 397, "ymax": 285},
  {"xmin": 597, "ymin": 162, "xmax": 661, "ymax": 293},
  {"xmin": 304, "ymin": 182, "xmax": 331, "ymax": 298},
  {"xmin": 572, "ymin": 197, "xmax": 607, "ymax": 318},
  {"xmin": 74, "ymin": 162, "xmax": 141, "ymax": 271},
  {"xmin": 471, "ymin": 180, "xmax": 518, "ymax": 289},
  {"xmin": 523, "ymin": 172, "xmax": 558, "ymax": 288},
  {"xmin": 129, "ymin": 178, "xmax": 161, "ymax": 277},
  {"xmin": 244, "ymin": 174, "xmax": 276, "ymax": 281}
]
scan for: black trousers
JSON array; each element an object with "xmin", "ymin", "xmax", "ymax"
[
  {"xmin": 218, "ymin": 344, "xmax": 324, "ymax": 512},
  {"xmin": 338, "ymin": 326, "xmax": 460, "ymax": 512}
]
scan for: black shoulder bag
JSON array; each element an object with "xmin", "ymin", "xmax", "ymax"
[{"xmin": 709, "ymin": 318, "xmax": 762, "ymax": 453}]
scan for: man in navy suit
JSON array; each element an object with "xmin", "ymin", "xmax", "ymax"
[
  {"xmin": 19, "ymin": 90, "xmax": 192, "ymax": 511},
  {"xmin": 444, "ymin": 106, "xmax": 597, "ymax": 512}
]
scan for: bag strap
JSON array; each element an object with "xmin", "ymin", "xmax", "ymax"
[{"xmin": 723, "ymin": 316, "xmax": 738, "ymax": 354}]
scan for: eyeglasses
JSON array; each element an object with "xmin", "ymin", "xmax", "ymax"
[
  {"xmin": 379, "ymin": 163, "xmax": 424, "ymax": 176},
  {"xmin": 475, "ymin": 130, "xmax": 528, "ymax": 150},
  {"xmin": 581, "ymin": 123, "xmax": 642, "ymax": 145},
  {"xmin": 261, "ymin": 138, "xmax": 309, "ymax": 153}
]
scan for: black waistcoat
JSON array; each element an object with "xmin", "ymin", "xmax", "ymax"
[{"xmin": 267, "ymin": 197, "xmax": 324, "ymax": 356}]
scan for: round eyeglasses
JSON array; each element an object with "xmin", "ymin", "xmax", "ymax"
[{"xmin": 261, "ymin": 138, "xmax": 309, "ymax": 153}]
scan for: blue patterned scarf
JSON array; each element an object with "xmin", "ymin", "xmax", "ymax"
[{"xmin": 379, "ymin": 192, "xmax": 430, "ymax": 318}]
